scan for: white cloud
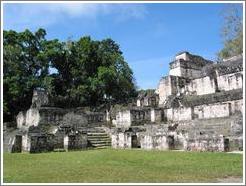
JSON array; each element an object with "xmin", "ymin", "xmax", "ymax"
[{"xmin": 3, "ymin": 3, "xmax": 147, "ymax": 30}]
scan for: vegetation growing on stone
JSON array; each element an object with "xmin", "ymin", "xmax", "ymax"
[{"xmin": 181, "ymin": 89, "xmax": 243, "ymax": 107}]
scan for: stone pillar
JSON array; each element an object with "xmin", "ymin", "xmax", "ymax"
[
  {"xmin": 64, "ymin": 135, "xmax": 69, "ymax": 151},
  {"xmin": 106, "ymin": 110, "xmax": 110, "ymax": 122},
  {"xmin": 151, "ymin": 109, "xmax": 155, "ymax": 122},
  {"xmin": 22, "ymin": 134, "xmax": 31, "ymax": 152}
]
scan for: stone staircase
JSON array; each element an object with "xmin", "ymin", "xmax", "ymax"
[{"xmin": 87, "ymin": 127, "xmax": 111, "ymax": 149}]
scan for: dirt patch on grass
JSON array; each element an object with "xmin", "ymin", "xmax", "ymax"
[{"xmin": 216, "ymin": 177, "xmax": 243, "ymax": 183}]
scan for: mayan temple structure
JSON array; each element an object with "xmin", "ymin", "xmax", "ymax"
[{"xmin": 3, "ymin": 52, "xmax": 243, "ymax": 153}]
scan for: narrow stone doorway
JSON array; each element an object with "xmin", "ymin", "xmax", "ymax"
[
  {"xmin": 224, "ymin": 138, "xmax": 230, "ymax": 152},
  {"xmin": 12, "ymin": 135, "xmax": 22, "ymax": 153},
  {"xmin": 131, "ymin": 135, "xmax": 140, "ymax": 148},
  {"xmin": 167, "ymin": 135, "xmax": 175, "ymax": 150}
]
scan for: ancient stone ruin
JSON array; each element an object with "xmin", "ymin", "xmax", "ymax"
[{"xmin": 3, "ymin": 52, "xmax": 243, "ymax": 153}]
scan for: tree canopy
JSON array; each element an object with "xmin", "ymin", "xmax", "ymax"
[
  {"xmin": 218, "ymin": 4, "xmax": 243, "ymax": 60},
  {"xmin": 3, "ymin": 29, "xmax": 137, "ymax": 121}
]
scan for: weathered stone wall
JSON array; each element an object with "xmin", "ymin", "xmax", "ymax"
[
  {"xmin": 166, "ymin": 107, "xmax": 193, "ymax": 121},
  {"xmin": 17, "ymin": 108, "xmax": 40, "ymax": 128},
  {"xmin": 111, "ymin": 112, "xmax": 242, "ymax": 152},
  {"xmin": 169, "ymin": 64, "xmax": 202, "ymax": 79},
  {"xmin": 115, "ymin": 110, "xmax": 131, "ymax": 128},
  {"xmin": 111, "ymin": 132, "xmax": 132, "ymax": 148},
  {"xmin": 64, "ymin": 133, "xmax": 87, "ymax": 151},
  {"xmin": 226, "ymin": 99, "xmax": 243, "ymax": 114},
  {"xmin": 22, "ymin": 133, "xmax": 31, "ymax": 152},
  {"xmin": 131, "ymin": 109, "xmax": 151, "ymax": 126},
  {"xmin": 217, "ymin": 72, "xmax": 243, "ymax": 91},
  {"xmin": 29, "ymin": 135, "xmax": 54, "ymax": 153},
  {"xmin": 140, "ymin": 135, "xmax": 169, "ymax": 150},
  {"xmin": 158, "ymin": 76, "xmax": 173, "ymax": 105},
  {"xmin": 185, "ymin": 76, "xmax": 216, "ymax": 95},
  {"xmin": 110, "ymin": 125, "xmax": 188, "ymax": 151},
  {"xmin": 186, "ymin": 136, "xmax": 225, "ymax": 152},
  {"xmin": 17, "ymin": 107, "xmax": 106, "ymax": 129},
  {"xmin": 175, "ymin": 52, "xmax": 189, "ymax": 60},
  {"xmin": 165, "ymin": 100, "xmax": 241, "ymax": 121},
  {"xmin": 193, "ymin": 102, "xmax": 231, "ymax": 119},
  {"xmin": 151, "ymin": 108, "xmax": 164, "ymax": 123},
  {"xmin": 169, "ymin": 57, "xmax": 210, "ymax": 79}
]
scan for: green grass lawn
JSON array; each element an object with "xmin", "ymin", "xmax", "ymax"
[{"xmin": 3, "ymin": 149, "xmax": 243, "ymax": 183}]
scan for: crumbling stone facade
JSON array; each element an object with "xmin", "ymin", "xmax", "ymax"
[
  {"xmin": 3, "ymin": 52, "xmax": 243, "ymax": 153},
  {"xmin": 111, "ymin": 52, "xmax": 243, "ymax": 152}
]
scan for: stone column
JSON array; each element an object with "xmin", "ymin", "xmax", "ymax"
[
  {"xmin": 22, "ymin": 134, "xmax": 31, "ymax": 152},
  {"xmin": 64, "ymin": 135, "xmax": 69, "ymax": 151}
]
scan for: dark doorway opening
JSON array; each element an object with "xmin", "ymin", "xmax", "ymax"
[
  {"xmin": 12, "ymin": 135, "xmax": 22, "ymax": 153},
  {"xmin": 132, "ymin": 135, "xmax": 141, "ymax": 148},
  {"xmin": 224, "ymin": 138, "xmax": 230, "ymax": 152},
  {"xmin": 167, "ymin": 135, "xmax": 175, "ymax": 150}
]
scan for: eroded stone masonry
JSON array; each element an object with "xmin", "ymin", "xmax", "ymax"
[{"xmin": 3, "ymin": 52, "xmax": 243, "ymax": 153}]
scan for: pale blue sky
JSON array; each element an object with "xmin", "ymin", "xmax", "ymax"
[{"xmin": 3, "ymin": 3, "xmax": 243, "ymax": 89}]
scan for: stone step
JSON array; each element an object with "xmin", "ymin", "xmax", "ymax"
[
  {"xmin": 86, "ymin": 129, "xmax": 111, "ymax": 149},
  {"xmin": 88, "ymin": 139, "xmax": 111, "ymax": 143},
  {"xmin": 87, "ymin": 132, "xmax": 108, "ymax": 135},
  {"xmin": 92, "ymin": 143, "xmax": 111, "ymax": 147},
  {"xmin": 91, "ymin": 142, "xmax": 111, "ymax": 146},
  {"xmin": 87, "ymin": 135, "xmax": 110, "ymax": 138},
  {"xmin": 88, "ymin": 135, "xmax": 109, "ymax": 138},
  {"xmin": 94, "ymin": 146, "xmax": 111, "ymax": 149},
  {"xmin": 87, "ymin": 134, "xmax": 108, "ymax": 138},
  {"xmin": 86, "ymin": 129, "xmax": 105, "ymax": 132}
]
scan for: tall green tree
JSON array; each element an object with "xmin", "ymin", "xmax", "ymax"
[
  {"xmin": 49, "ymin": 36, "xmax": 137, "ymax": 108},
  {"xmin": 3, "ymin": 29, "xmax": 137, "ymax": 121},
  {"xmin": 218, "ymin": 4, "xmax": 243, "ymax": 59},
  {"xmin": 3, "ymin": 29, "xmax": 50, "ymax": 121}
]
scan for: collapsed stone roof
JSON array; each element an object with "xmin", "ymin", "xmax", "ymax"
[
  {"xmin": 200, "ymin": 54, "xmax": 243, "ymax": 77},
  {"xmin": 164, "ymin": 89, "xmax": 243, "ymax": 109},
  {"xmin": 137, "ymin": 89, "xmax": 157, "ymax": 99}
]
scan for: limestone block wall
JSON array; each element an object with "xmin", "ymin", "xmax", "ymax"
[
  {"xmin": 130, "ymin": 109, "xmax": 151, "ymax": 126},
  {"xmin": 29, "ymin": 135, "xmax": 54, "ymax": 153},
  {"xmin": 166, "ymin": 107, "xmax": 193, "ymax": 121},
  {"xmin": 226, "ymin": 99, "xmax": 243, "ymax": 114},
  {"xmin": 158, "ymin": 76, "xmax": 173, "ymax": 105},
  {"xmin": 140, "ymin": 135, "xmax": 153, "ymax": 150},
  {"xmin": 115, "ymin": 110, "xmax": 131, "ymax": 128},
  {"xmin": 217, "ymin": 72, "xmax": 243, "ymax": 91},
  {"xmin": 194, "ymin": 103, "xmax": 231, "ymax": 119},
  {"xmin": 17, "ymin": 107, "xmax": 106, "ymax": 129},
  {"xmin": 140, "ymin": 135, "xmax": 169, "ymax": 150},
  {"xmin": 137, "ymin": 100, "xmax": 141, "ymax": 107},
  {"xmin": 175, "ymin": 53, "xmax": 190, "ymax": 61},
  {"xmin": 185, "ymin": 76, "xmax": 216, "ymax": 95},
  {"xmin": 151, "ymin": 108, "xmax": 164, "ymax": 122},
  {"xmin": 16, "ymin": 112, "xmax": 25, "ymax": 128},
  {"xmin": 169, "ymin": 66, "xmax": 183, "ymax": 77},
  {"xmin": 111, "ymin": 132, "xmax": 131, "ymax": 148},
  {"xmin": 39, "ymin": 108, "xmax": 66, "ymax": 125},
  {"xmin": 169, "ymin": 66, "xmax": 202, "ymax": 79},
  {"xmin": 17, "ymin": 108, "xmax": 40, "ymax": 128},
  {"xmin": 64, "ymin": 134, "xmax": 88, "ymax": 151},
  {"xmin": 186, "ymin": 136, "xmax": 225, "ymax": 152},
  {"xmin": 22, "ymin": 134, "xmax": 31, "ymax": 152},
  {"xmin": 25, "ymin": 109, "xmax": 40, "ymax": 126}
]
